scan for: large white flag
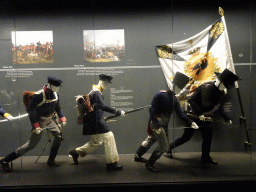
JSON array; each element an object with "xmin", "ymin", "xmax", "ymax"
[{"xmin": 156, "ymin": 16, "xmax": 235, "ymax": 92}]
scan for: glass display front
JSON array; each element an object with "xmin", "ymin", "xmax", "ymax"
[{"xmin": 0, "ymin": 0, "xmax": 255, "ymax": 188}]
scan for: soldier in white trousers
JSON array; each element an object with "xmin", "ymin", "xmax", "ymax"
[
  {"xmin": 75, "ymin": 131, "xmax": 119, "ymax": 164},
  {"xmin": 69, "ymin": 74, "xmax": 125, "ymax": 171}
]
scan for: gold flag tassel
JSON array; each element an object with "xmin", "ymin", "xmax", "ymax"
[{"xmin": 219, "ymin": 7, "xmax": 224, "ymax": 16}]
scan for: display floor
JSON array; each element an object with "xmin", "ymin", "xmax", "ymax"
[{"xmin": 1, "ymin": 152, "xmax": 256, "ymax": 188}]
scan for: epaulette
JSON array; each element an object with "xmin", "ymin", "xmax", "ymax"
[{"xmin": 159, "ymin": 90, "xmax": 167, "ymax": 93}]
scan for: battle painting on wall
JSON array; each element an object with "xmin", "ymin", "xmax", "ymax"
[
  {"xmin": 83, "ymin": 29, "xmax": 125, "ymax": 62},
  {"xmin": 11, "ymin": 31, "xmax": 54, "ymax": 64}
]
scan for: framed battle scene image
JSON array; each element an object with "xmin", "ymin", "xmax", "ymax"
[
  {"xmin": 11, "ymin": 31, "xmax": 54, "ymax": 64},
  {"xmin": 83, "ymin": 29, "xmax": 125, "ymax": 62}
]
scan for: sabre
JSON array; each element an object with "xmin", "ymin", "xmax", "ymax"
[
  {"xmin": 104, "ymin": 105, "xmax": 151, "ymax": 122},
  {"xmin": 34, "ymin": 126, "xmax": 56, "ymax": 165},
  {"xmin": 34, "ymin": 137, "xmax": 52, "ymax": 165}
]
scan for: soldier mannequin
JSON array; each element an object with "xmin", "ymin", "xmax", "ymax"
[
  {"xmin": 69, "ymin": 74, "xmax": 125, "ymax": 171},
  {"xmin": 169, "ymin": 69, "xmax": 239, "ymax": 164},
  {"xmin": 134, "ymin": 88, "xmax": 199, "ymax": 172},
  {"xmin": 0, "ymin": 76, "xmax": 67, "ymax": 172}
]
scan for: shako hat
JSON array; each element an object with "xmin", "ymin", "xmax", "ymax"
[
  {"xmin": 215, "ymin": 68, "xmax": 241, "ymax": 88},
  {"xmin": 172, "ymin": 71, "xmax": 191, "ymax": 90},
  {"xmin": 47, "ymin": 76, "xmax": 63, "ymax": 86},
  {"xmin": 99, "ymin": 74, "xmax": 113, "ymax": 83}
]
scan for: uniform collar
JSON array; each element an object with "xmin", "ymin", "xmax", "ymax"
[
  {"xmin": 92, "ymin": 85, "xmax": 103, "ymax": 92},
  {"xmin": 43, "ymin": 84, "xmax": 53, "ymax": 94},
  {"xmin": 43, "ymin": 84, "xmax": 54, "ymax": 99}
]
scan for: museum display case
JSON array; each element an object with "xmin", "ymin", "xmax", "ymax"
[{"xmin": 0, "ymin": 0, "xmax": 255, "ymax": 188}]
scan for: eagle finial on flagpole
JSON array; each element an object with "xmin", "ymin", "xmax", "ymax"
[{"xmin": 219, "ymin": 7, "xmax": 224, "ymax": 16}]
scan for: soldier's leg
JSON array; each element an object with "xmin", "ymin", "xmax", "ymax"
[
  {"xmin": 170, "ymin": 128, "xmax": 195, "ymax": 149},
  {"xmin": 69, "ymin": 135, "xmax": 103, "ymax": 165},
  {"xmin": 0, "ymin": 131, "xmax": 43, "ymax": 172},
  {"xmin": 167, "ymin": 127, "xmax": 195, "ymax": 158},
  {"xmin": 102, "ymin": 131, "xmax": 123, "ymax": 171},
  {"xmin": 200, "ymin": 125, "xmax": 217, "ymax": 164},
  {"xmin": 76, "ymin": 135, "xmax": 103, "ymax": 157},
  {"xmin": 47, "ymin": 129, "xmax": 62, "ymax": 166},
  {"xmin": 146, "ymin": 123, "xmax": 169, "ymax": 172},
  {"xmin": 16, "ymin": 130, "xmax": 43, "ymax": 156},
  {"xmin": 134, "ymin": 135, "xmax": 157, "ymax": 162},
  {"xmin": 102, "ymin": 131, "xmax": 119, "ymax": 164}
]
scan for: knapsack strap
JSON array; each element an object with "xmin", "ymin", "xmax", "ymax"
[{"xmin": 36, "ymin": 89, "xmax": 58, "ymax": 108}]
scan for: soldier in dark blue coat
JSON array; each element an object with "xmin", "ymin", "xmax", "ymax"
[
  {"xmin": 69, "ymin": 74, "xmax": 125, "ymax": 171},
  {"xmin": 134, "ymin": 89, "xmax": 198, "ymax": 172},
  {"xmin": 0, "ymin": 76, "xmax": 67, "ymax": 172}
]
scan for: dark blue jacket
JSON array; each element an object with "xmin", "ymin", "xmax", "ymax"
[
  {"xmin": 27, "ymin": 85, "xmax": 65, "ymax": 129},
  {"xmin": 188, "ymin": 82, "xmax": 230, "ymax": 121},
  {"xmin": 149, "ymin": 89, "xmax": 193, "ymax": 129},
  {"xmin": 82, "ymin": 89, "xmax": 120, "ymax": 135},
  {"xmin": 0, "ymin": 106, "xmax": 6, "ymax": 117}
]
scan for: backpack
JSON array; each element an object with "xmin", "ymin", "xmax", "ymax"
[
  {"xmin": 76, "ymin": 94, "xmax": 93, "ymax": 125},
  {"xmin": 75, "ymin": 94, "xmax": 93, "ymax": 115},
  {"xmin": 22, "ymin": 89, "xmax": 58, "ymax": 110},
  {"xmin": 23, "ymin": 91, "xmax": 35, "ymax": 109}
]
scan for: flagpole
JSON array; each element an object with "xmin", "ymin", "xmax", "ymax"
[
  {"xmin": 169, "ymin": 0, "xmax": 174, "ymax": 156},
  {"xmin": 219, "ymin": 7, "xmax": 251, "ymax": 153}
]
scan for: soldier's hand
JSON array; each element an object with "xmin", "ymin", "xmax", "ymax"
[
  {"xmin": 191, "ymin": 122, "xmax": 199, "ymax": 129},
  {"xmin": 121, "ymin": 110, "xmax": 125, "ymax": 116},
  {"xmin": 155, "ymin": 128, "xmax": 162, "ymax": 134},
  {"xmin": 199, "ymin": 115, "xmax": 205, "ymax": 121},
  {"xmin": 199, "ymin": 115, "xmax": 212, "ymax": 122},
  {"xmin": 6, "ymin": 115, "xmax": 14, "ymax": 121},
  {"xmin": 62, "ymin": 121, "xmax": 67, "ymax": 127},
  {"xmin": 33, "ymin": 127, "xmax": 42, "ymax": 134}
]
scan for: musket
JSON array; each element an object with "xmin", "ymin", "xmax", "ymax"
[
  {"xmin": 0, "ymin": 113, "xmax": 28, "ymax": 123},
  {"xmin": 104, "ymin": 105, "xmax": 151, "ymax": 122}
]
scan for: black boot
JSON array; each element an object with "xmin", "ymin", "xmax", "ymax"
[
  {"xmin": 106, "ymin": 162, "xmax": 123, "ymax": 171},
  {"xmin": 201, "ymin": 155, "xmax": 218, "ymax": 165},
  {"xmin": 166, "ymin": 148, "xmax": 173, "ymax": 159},
  {"xmin": 0, "ymin": 160, "xmax": 12, "ymax": 173},
  {"xmin": 0, "ymin": 151, "xmax": 20, "ymax": 173},
  {"xmin": 134, "ymin": 154, "xmax": 147, "ymax": 163},
  {"xmin": 134, "ymin": 145, "xmax": 148, "ymax": 163},
  {"xmin": 69, "ymin": 149, "xmax": 79, "ymax": 165},
  {"xmin": 47, "ymin": 145, "xmax": 60, "ymax": 167},
  {"xmin": 145, "ymin": 151, "xmax": 163, "ymax": 172}
]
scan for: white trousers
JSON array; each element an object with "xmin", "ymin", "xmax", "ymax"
[{"xmin": 75, "ymin": 131, "xmax": 119, "ymax": 164}]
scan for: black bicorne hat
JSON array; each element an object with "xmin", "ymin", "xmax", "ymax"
[
  {"xmin": 47, "ymin": 76, "xmax": 63, "ymax": 86},
  {"xmin": 172, "ymin": 71, "xmax": 191, "ymax": 90},
  {"xmin": 99, "ymin": 74, "xmax": 113, "ymax": 83},
  {"xmin": 215, "ymin": 68, "xmax": 241, "ymax": 88}
]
